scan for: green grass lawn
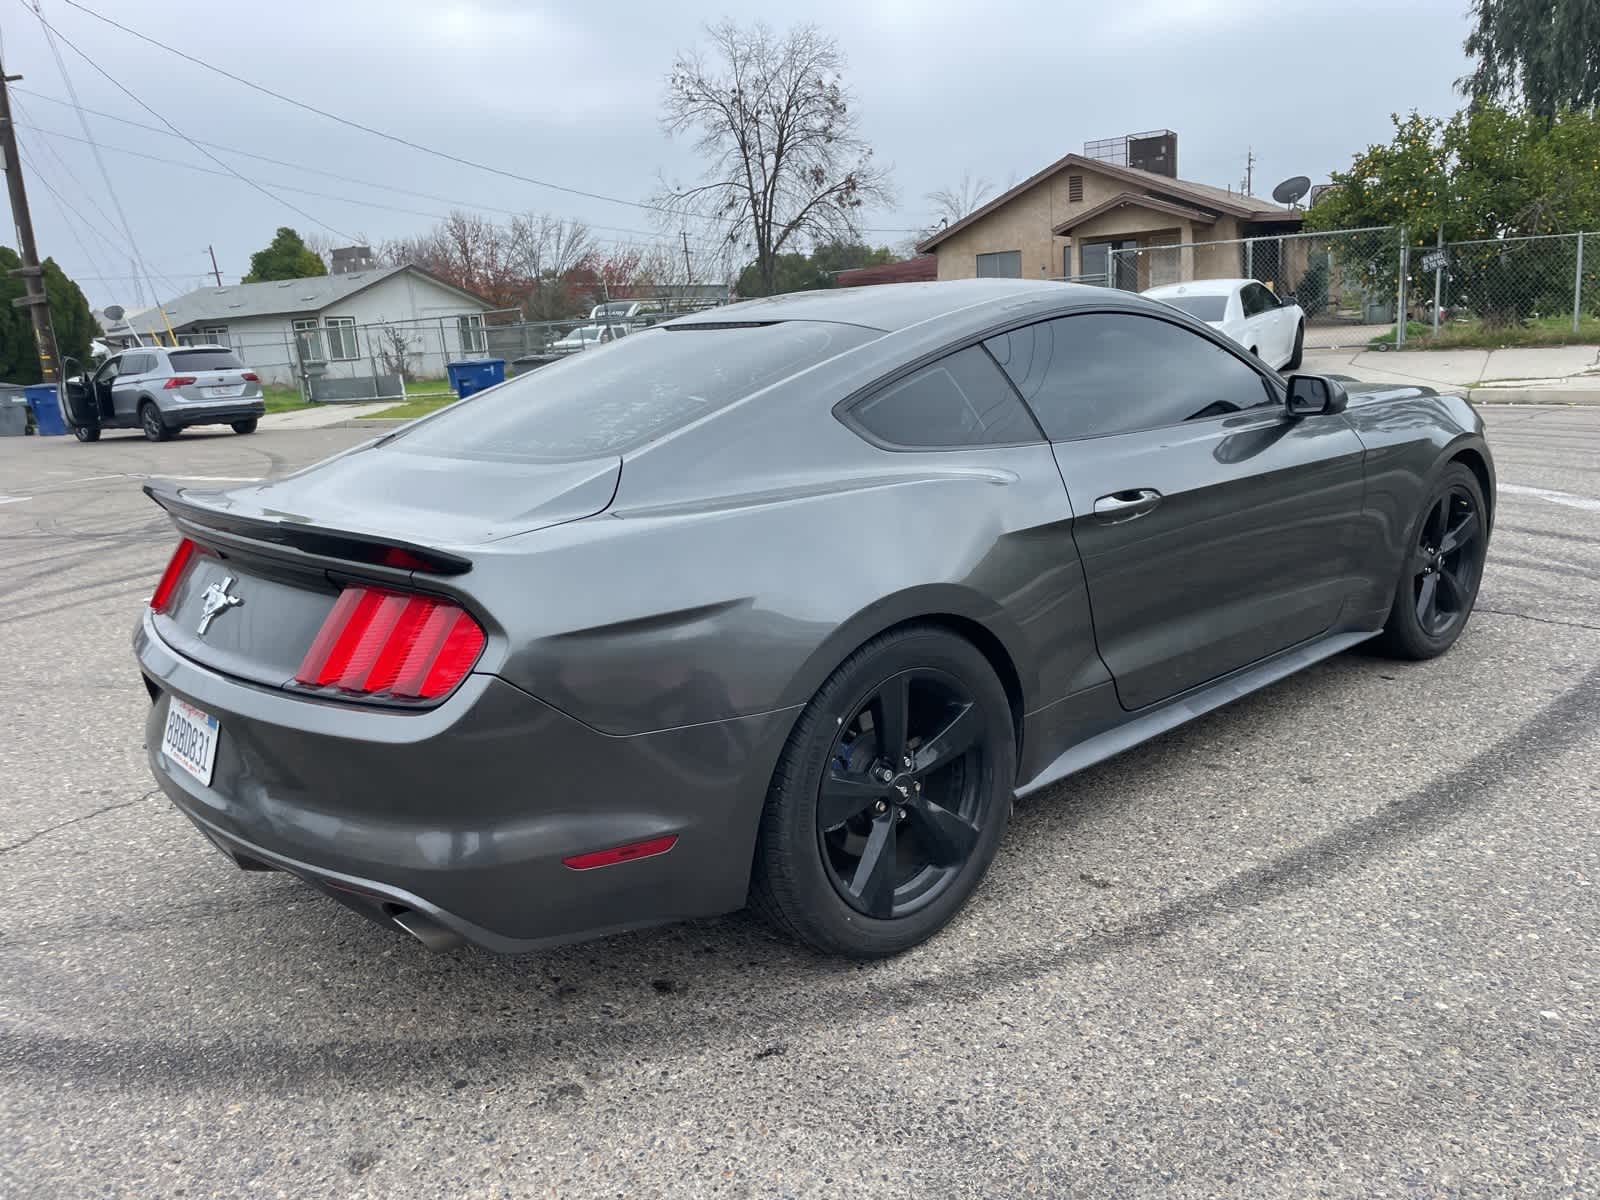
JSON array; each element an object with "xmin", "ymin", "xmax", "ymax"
[
  {"xmin": 370, "ymin": 394, "xmax": 458, "ymax": 420},
  {"xmin": 262, "ymin": 385, "xmax": 313, "ymax": 413},
  {"xmin": 1370, "ymin": 313, "xmax": 1600, "ymax": 350},
  {"xmin": 263, "ymin": 382, "xmax": 456, "ymax": 417}
]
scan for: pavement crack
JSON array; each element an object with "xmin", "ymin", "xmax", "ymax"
[
  {"xmin": 1477, "ymin": 606, "xmax": 1600, "ymax": 633},
  {"xmin": 0, "ymin": 791, "xmax": 160, "ymax": 856}
]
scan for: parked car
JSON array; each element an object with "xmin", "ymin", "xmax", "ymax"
[
  {"xmin": 136, "ymin": 280, "xmax": 1492, "ymax": 959},
  {"xmin": 60, "ymin": 344, "xmax": 264, "ymax": 443},
  {"xmin": 549, "ymin": 323, "xmax": 621, "ymax": 354},
  {"xmin": 589, "ymin": 299, "xmax": 662, "ymax": 324},
  {"xmin": 1143, "ymin": 279, "xmax": 1305, "ymax": 370}
]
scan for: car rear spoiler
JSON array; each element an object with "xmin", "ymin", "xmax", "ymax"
[{"xmin": 143, "ymin": 480, "xmax": 473, "ymax": 576}]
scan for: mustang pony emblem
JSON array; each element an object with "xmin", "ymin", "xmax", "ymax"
[{"xmin": 197, "ymin": 576, "xmax": 243, "ymax": 635}]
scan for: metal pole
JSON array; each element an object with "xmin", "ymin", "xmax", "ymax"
[
  {"xmin": 208, "ymin": 244, "xmax": 223, "ymax": 287},
  {"xmin": 0, "ymin": 55, "xmax": 62, "ymax": 384},
  {"xmin": 1245, "ymin": 238, "xmax": 1254, "ymax": 281},
  {"xmin": 1575, "ymin": 231, "xmax": 1585, "ymax": 336},
  {"xmin": 1432, "ymin": 227, "xmax": 1444, "ymax": 336},
  {"xmin": 1395, "ymin": 227, "xmax": 1409, "ymax": 349}
]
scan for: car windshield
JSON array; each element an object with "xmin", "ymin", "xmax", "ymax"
[
  {"xmin": 1156, "ymin": 295, "xmax": 1228, "ymax": 321},
  {"xmin": 393, "ymin": 321, "xmax": 876, "ymax": 463},
  {"xmin": 169, "ymin": 348, "xmax": 245, "ymax": 370}
]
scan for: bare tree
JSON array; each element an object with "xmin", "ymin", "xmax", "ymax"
[
  {"xmin": 511, "ymin": 213, "xmax": 594, "ymax": 320},
  {"xmin": 657, "ymin": 20, "xmax": 893, "ymax": 296},
  {"xmin": 925, "ymin": 171, "xmax": 993, "ymax": 231}
]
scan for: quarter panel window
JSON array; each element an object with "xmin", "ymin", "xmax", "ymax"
[
  {"xmin": 1241, "ymin": 284, "xmax": 1277, "ymax": 317},
  {"xmin": 850, "ymin": 346, "xmax": 1040, "ymax": 449},
  {"xmin": 985, "ymin": 313, "xmax": 1272, "ymax": 440}
]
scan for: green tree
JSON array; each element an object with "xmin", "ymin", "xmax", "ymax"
[
  {"xmin": 735, "ymin": 241, "xmax": 899, "ymax": 296},
  {"xmin": 1462, "ymin": 0, "xmax": 1600, "ymax": 118},
  {"xmin": 1308, "ymin": 105, "xmax": 1600, "ymax": 323},
  {"xmin": 242, "ymin": 227, "xmax": 327, "ymax": 282},
  {"xmin": 810, "ymin": 241, "xmax": 896, "ymax": 275},
  {"xmin": 0, "ymin": 246, "xmax": 96, "ymax": 383}
]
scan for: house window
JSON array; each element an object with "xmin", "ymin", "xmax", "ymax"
[
  {"xmin": 457, "ymin": 313, "xmax": 486, "ymax": 354},
  {"xmin": 1068, "ymin": 175, "xmax": 1084, "ymax": 203},
  {"xmin": 975, "ymin": 251, "xmax": 1021, "ymax": 278},
  {"xmin": 292, "ymin": 317, "xmax": 324, "ymax": 362},
  {"xmin": 200, "ymin": 325, "xmax": 230, "ymax": 349},
  {"xmin": 324, "ymin": 316, "xmax": 359, "ymax": 361}
]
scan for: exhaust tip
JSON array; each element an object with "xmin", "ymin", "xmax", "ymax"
[{"xmin": 386, "ymin": 905, "xmax": 465, "ymax": 952}]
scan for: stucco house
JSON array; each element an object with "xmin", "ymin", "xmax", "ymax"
[
  {"xmin": 917, "ymin": 135, "xmax": 1302, "ymax": 291},
  {"xmin": 119, "ymin": 265, "xmax": 493, "ymax": 386}
]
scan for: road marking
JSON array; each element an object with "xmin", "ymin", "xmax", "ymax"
[{"xmin": 1500, "ymin": 483, "xmax": 1600, "ymax": 513}]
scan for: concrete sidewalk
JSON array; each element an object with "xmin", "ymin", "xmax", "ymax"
[
  {"xmin": 1302, "ymin": 343, "xmax": 1600, "ymax": 404},
  {"xmin": 259, "ymin": 401, "xmax": 399, "ymax": 430}
]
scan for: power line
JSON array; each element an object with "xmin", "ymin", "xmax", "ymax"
[
  {"xmin": 13, "ymin": 140, "xmax": 111, "ymax": 285},
  {"xmin": 17, "ymin": 121, "xmax": 725, "ymax": 259},
  {"xmin": 26, "ymin": 0, "xmax": 163, "ymax": 306},
  {"xmin": 25, "ymin": 1, "xmax": 355, "ymax": 242},
  {"xmin": 9, "ymin": 87, "xmax": 729, "ymax": 248},
  {"xmin": 48, "ymin": 0, "xmax": 927, "ymax": 236}
]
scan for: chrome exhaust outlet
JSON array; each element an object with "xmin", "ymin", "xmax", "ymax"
[{"xmin": 388, "ymin": 906, "xmax": 465, "ymax": 952}]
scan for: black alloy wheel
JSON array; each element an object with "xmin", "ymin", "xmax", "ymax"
[
  {"xmin": 1411, "ymin": 484, "xmax": 1482, "ymax": 637},
  {"xmin": 818, "ymin": 668, "xmax": 992, "ymax": 920},
  {"xmin": 72, "ymin": 423, "xmax": 100, "ymax": 442},
  {"xmin": 1379, "ymin": 462, "xmax": 1488, "ymax": 659},
  {"xmin": 751, "ymin": 625, "xmax": 1014, "ymax": 957}
]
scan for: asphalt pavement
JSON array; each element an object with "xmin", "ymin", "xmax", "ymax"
[{"xmin": 2, "ymin": 412, "xmax": 1597, "ymax": 1199}]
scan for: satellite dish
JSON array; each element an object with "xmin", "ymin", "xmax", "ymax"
[
  {"xmin": 1272, "ymin": 175, "xmax": 1312, "ymax": 207},
  {"xmin": 102, "ymin": 304, "xmax": 126, "ymax": 321}
]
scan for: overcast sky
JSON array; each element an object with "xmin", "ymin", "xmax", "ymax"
[{"xmin": 2, "ymin": 0, "xmax": 1474, "ymax": 309}]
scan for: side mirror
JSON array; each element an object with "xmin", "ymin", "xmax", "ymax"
[
  {"xmin": 1285, "ymin": 373, "xmax": 1349, "ymax": 417},
  {"xmin": 1280, "ymin": 293, "xmax": 1296, "ymax": 307}
]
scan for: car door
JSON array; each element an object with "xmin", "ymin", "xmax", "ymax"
[
  {"xmin": 111, "ymin": 351, "xmax": 148, "ymax": 420},
  {"xmin": 985, "ymin": 310, "xmax": 1367, "ymax": 711},
  {"xmin": 90, "ymin": 355, "xmax": 122, "ymax": 421},
  {"xmin": 1243, "ymin": 283, "xmax": 1294, "ymax": 366}
]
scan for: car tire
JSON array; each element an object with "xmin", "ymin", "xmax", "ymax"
[
  {"xmin": 231, "ymin": 418, "xmax": 258, "ymax": 435},
  {"xmin": 140, "ymin": 402, "xmax": 172, "ymax": 442},
  {"xmin": 750, "ymin": 624, "xmax": 1015, "ymax": 958},
  {"xmin": 1377, "ymin": 462, "xmax": 1488, "ymax": 660},
  {"xmin": 1285, "ymin": 322, "xmax": 1305, "ymax": 370},
  {"xmin": 72, "ymin": 424, "xmax": 100, "ymax": 443}
]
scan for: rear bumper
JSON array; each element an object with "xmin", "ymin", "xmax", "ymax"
[
  {"xmin": 162, "ymin": 400, "xmax": 265, "ymax": 428},
  {"xmin": 135, "ymin": 612, "xmax": 798, "ymax": 951}
]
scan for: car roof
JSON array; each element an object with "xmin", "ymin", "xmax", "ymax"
[
  {"xmin": 1143, "ymin": 280, "xmax": 1248, "ymax": 298},
  {"xmin": 667, "ymin": 279, "xmax": 1107, "ymax": 333}
]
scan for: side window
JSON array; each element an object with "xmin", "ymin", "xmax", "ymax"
[
  {"xmin": 985, "ymin": 313, "xmax": 1272, "ymax": 440},
  {"xmin": 848, "ymin": 346, "xmax": 1040, "ymax": 449},
  {"xmin": 975, "ymin": 251, "xmax": 1022, "ymax": 279},
  {"xmin": 95, "ymin": 357, "xmax": 120, "ymax": 384},
  {"xmin": 1241, "ymin": 284, "xmax": 1276, "ymax": 317}
]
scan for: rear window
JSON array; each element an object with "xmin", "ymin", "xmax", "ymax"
[
  {"xmin": 169, "ymin": 349, "xmax": 245, "ymax": 371},
  {"xmin": 1154, "ymin": 295, "xmax": 1227, "ymax": 321},
  {"xmin": 393, "ymin": 322, "xmax": 876, "ymax": 463}
]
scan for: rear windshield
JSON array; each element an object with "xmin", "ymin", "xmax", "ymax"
[
  {"xmin": 169, "ymin": 349, "xmax": 245, "ymax": 371},
  {"xmin": 392, "ymin": 322, "xmax": 876, "ymax": 463},
  {"xmin": 1156, "ymin": 295, "xmax": 1227, "ymax": 321}
]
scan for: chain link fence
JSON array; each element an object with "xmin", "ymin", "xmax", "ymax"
[
  {"xmin": 162, "ymin": 298, "xmax": 728, "ymax": 401},
  {"xmin": 1053, "ymin": 225, "xmax": 1597, "ymax": 352}
]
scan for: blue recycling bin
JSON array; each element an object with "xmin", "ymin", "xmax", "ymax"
[
  {"xmin": 24, "ymin": 384, "xmax": 66, "ymax": 436},
  {"xmin": 445, "ymin": 358, "xmax": 506, "ymax": 399}
]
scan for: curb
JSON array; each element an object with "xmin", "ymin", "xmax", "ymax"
[
  {"xmin": 1467, "ymin": 386, "xmax": 1600, "ymax": 406},
  {"xmin": 331, "ymin": 418, "xmax": 410, "ymax": 430}
]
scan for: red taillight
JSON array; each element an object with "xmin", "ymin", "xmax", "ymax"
[
  {"xmin": 294, "ymin": 586, "xmax": 485, "ymax": 700},
  {"xmin": 163, "ymin": 376, "xmax": 198, "ymax": 389},
  {"xmin": 150, "ymin": 538, "xmax": 197, "ymax": 611},
  {"xmin": 562, "ymin": 835, "xmax": 679, "ymax": 871},
  {"xmin": 241, "ymin": 372, "xmax": 259, "ymax": 382}
]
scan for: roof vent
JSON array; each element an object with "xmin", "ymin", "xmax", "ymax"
[
  {"xmin": 228, "ymin": 303, "xmax": 243, "ymax": 309},
  {"xmin": 297, "ymin": 295, "xmax": 316, "ymax": 302},
  {"xmin": 277, "ymin": 281, "xmax": 293, "ymax": 288}
]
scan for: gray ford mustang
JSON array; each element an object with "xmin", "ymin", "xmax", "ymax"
[{"xmin": 136, "ymin": 280, "xmax": 1494, "ymax": 958}]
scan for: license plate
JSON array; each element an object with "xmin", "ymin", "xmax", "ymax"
[
  {"xmin": 203, "ymin": 385, "xmax": 238, "ymax": 398},
  {"xmin": 161, "ymin": 696, "xmax": 220, "ymax": 786}
]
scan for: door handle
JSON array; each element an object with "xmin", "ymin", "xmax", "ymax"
[{"xmin": 1093, "ymin": 488, "xmax": 1162, "ymax": 522}]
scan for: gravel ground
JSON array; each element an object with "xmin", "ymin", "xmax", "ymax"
[{"xmin": 1, "ymin": 410, "xmax": 1596, "ymax": 1199}]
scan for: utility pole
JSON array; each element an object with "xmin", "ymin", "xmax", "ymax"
[
  {"xmin": 0, "ymin": 53, "xmax": 62, "ymax": 383},
  {"xmin": 680, "ymin": 230, "xmax": 694, "ymax": 285},
  {"xmin": 207, "ymin": 244, "xmax": 222, "ymax": 287},
  {"xmin": 1240, "ymin": 147, "xmax": 1256, "ymax": 197}
]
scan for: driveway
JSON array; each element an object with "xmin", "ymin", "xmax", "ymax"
[{"xmin": 2, "ymin": 415, "xmax": 1597, "ymax": 1198}]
